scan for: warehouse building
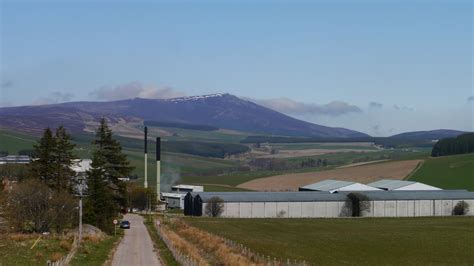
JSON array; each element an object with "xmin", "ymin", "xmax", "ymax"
[
  {"xmin": 185, "ymin": 191, "xmax": 351, "ymax": 218},
  {"xmin": 299, "ymin": 179, "xmax": 381, "ymax": 193},
  {"xmin": 171, "ymin": 184, "xmax": 204, "ymax": 193},
  {"xmin": 161, "ymin": 192, "xmax": 186, "ymax": 209},
  {"xmin": 368, "ymin": 179, "xmax": 441, "ymax": 191},
  {"xmin": 344, "ymin": 190, "xmax": 474, "ymax": 217},
  {"xmin": 185, "ymin": 190, "xmax": 474, "ymax": 218}
]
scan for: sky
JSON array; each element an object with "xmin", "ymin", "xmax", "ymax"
[{"xmin": 0, "ymin": 0, "xmax": 472, "ymax": 136}]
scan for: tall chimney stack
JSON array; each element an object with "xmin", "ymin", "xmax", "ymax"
[
  {"xmin": 156, "ymin": 137, "xmax": 161, "ymax": 200},
  {"xmin": 144, "ymin": 127, "xmax": 148, "ymax": 188}
]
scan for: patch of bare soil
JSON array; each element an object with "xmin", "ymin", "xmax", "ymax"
[{"xmin": 238, "ymin": 160, "xmax": 422, "ymax": 191}]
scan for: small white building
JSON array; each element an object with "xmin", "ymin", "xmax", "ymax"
[
  {"xmin": 368, "ymin": 179, "xmax": 441, "ymax": 191},
  {"xmin": 0, "ymin": 155, "xmax": 31, "ymax": 164},
  {"xmin": 71, "ymin": 159, "xmax": 92, "ymax": 176},
  {"xmin": 161, "ymin": 192, "xmax": 186, "ymax": 209},
  {"xmin": 299, "ymin": 179, "xmax": 381, "ymax": 193},
  {"xmin": 171, "ymin": 184, "xmax": 204, "ymax": 193}
]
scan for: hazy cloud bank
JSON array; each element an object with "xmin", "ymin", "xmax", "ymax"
[
  {"xmin": 247, "ymin": 97, "xmax": 362, "ymax": 116},
  {"xmin": 32, "ymin": 92, "xmax": 74, "ymax": 105},
  {"xmin": 467, "ymin": 96, "xmax": 474, "ymax": 102},
  {"xmin": 90, "ymin": 81, "xmax": 186, "ymax": 101},
  {"xmin": 369, "ymin": 101, "xmax": 383, "ymax": 108}
]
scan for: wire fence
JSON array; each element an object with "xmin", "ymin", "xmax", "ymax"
[
  {"xmin": 155, "ymin": 218, "xmax": 309, "ymax": 266},
  {"xmin": 46, "ymin": 235, "xmax": 78, "ymax": 266}
]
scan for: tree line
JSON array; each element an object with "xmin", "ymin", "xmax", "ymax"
[
  {"xmin": 431, "ymin": 133, "xmax": 474, "ymax": 157},
  {"xmin": 0, "ymin": 119, "xmax": 145, "ymax": 234}
]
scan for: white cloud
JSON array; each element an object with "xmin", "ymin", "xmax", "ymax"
[
  {"xmin": 31, "ymin": 91, "xmax": 75, "ymax": 105},
  {"xmin": 247, "ymin": 97, "xmax": 362, "ymax": 116},
  {"xmin": 369, "ymin": 101, "xmax": 383, "ymax": 108},
  {"xmin": 89, "ymin": 81, "xmax": 186, "ymax": 101}
]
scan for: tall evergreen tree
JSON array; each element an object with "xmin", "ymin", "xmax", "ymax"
[
  {"xmin": 83, "ymin": 151, "xmax": 115, "ymax": 233},
  {"xmin": 52, "ymin": 126, "xmax": 76, "ymax": 191},
  {"xmin": 92, "ymin": 118, "xmax": 133, "ymax": 208},
  {"xmin": 30, "ymin": 128, "xmax": 56, "ymax": 186}
]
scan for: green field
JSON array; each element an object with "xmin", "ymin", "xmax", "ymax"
[
  {"xmin": 150, "ymin": 126, "xmax": 249, "ymax": 143},
  {"xmin": 186, "ymin": 217, "xmax": 474, "ymax": 265},
  {"xmin": 409, "ymin": 153, "xmax": 474, "ymax": 191},
  {"xmin": 0, "ymin": 130, "xmax": 37, "ymax": 154}
]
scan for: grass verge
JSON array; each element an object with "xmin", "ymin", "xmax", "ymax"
[
  {"xmin": 143, "ymin": 215, "xmax": 178, "ymax": 266},
  {"xmin": 186, "ymin": 216, "xmax": 474, "ymax": 265},
  {"xmin": 71, "ymin": 233, "xmax": 122, "ymax": 266}
]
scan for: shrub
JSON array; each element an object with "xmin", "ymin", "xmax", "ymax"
[
  {"xmin": 205, "ymin": 197, "xmax": 224, "ymax": 217},
  {"xmin": 60, "ymin": 240, "xmax": 72, "ymax": 251},
  {"xmin": 453, "ymin": 201, "xmax": 470, "ymax": 215},
  {"xmin": 346, "ymin": 193, "xmax": 371, "ymax": 217},
  {"xmin": 50, "ymin": 252, "xmax": 63, "ymax": 262}
]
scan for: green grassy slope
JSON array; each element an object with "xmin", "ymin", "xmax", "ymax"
[
  {"xmin": 186, "ymin": 217, "xmax": 474, "ymax": 265},
  {"xmin": 409, "ymin": 153, "xmax": 474, "ymax": 191},
  {"xmin": 0, "ymin": 130, "xmax": 37, "ymax": 154}
]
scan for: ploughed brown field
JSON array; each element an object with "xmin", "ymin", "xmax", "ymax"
[{"xmin": 237, "ymin": 159, "xmax": 422, "ymax": 191}]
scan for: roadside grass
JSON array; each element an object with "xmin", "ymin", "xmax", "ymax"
[
  {"xmin": 143, "ymin": 215, "xmax": 178, "ymax": 266},
  {"xmin": 185, "ymin": 217, "xmax": 474, "ymax": 265},
  {"xmin": 71, "ymin": 231, "xmax": 123, "ymax": 266},
  {"xmin": 0, "ymin": 234, "xmax": 72, "ymax": 265},
  {"xmin": 409, "ymin": 153, "xmax": 474, "ymax": 191}
]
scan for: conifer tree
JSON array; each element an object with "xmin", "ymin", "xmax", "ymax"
[
  {"xmin": 52, "ymin": 126, "xmax": 76, "ymax": 191},
  {"xmin": 92, "ymin": 118, "xmax": 133, "ymax": 209},
  {"xmin": 30, "ymin": 128, "xmax": 56, "ymax": 186},
  {"xmin": 83, "ymin": 151, "xmax": 115, "ymax": 233}
]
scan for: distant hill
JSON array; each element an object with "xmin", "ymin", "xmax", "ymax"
[
  {"xmin": 390, "ymin": 129, "xmax": 466, "ymax": 140},
  {"xmin": 0, "ymin": 93, "xmax": 368, "ymax": 138}
]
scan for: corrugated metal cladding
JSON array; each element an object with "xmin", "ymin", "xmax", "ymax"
[{"xmin": 185, "ymin": 191, "xmax": 474, "ymax": 218}]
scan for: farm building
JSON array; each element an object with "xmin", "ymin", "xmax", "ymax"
[
  {"xmin": 184, "ymin": 192, "xmax": 350, "ymax": 218},
  {"xmin": 172, "ymin": 184, "xmax": 204, "ymax": 193},
  {"xmin": 344, "ymin": 190, "xmax": 474, "ymax": 217},
  {"xmin": 184, "ymin": 190, "xmax": 474, "ymax": 218},
  {"xmin": 161, "ymin": 192, "xmax": 186, "ymax": 209},
  {"xmin": 368, "ymin": 179, "xmax": 441, "ymax": 191},
  {"xmin": 299, "ymin": 179, "xmax": 381, "ymax": 193},
  {"xmin": 0, "ymin": 155, "xmax": 31, "ymax": 164}
]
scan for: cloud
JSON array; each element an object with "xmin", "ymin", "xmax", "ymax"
[
  {"xmin": 467, "ymin": 96, "xmax": 474, "ymax": 102},
  {"xmin": 369, "ymin": 101, "xmax": 383, "ymax": 108},
  {"xmin": 247, "ymin": 97, "xmax": 362, "ymax": 116},
  {"xmin": 393, "ymin": 104, "xmax": 414, "ymax": 111},
  {"xmin": 32, "ymin": 91, "xmax": 75, "ymax": 105},
  {"xmin": 1, "ymin": 80, "xmax": 13, "ymax": 89},
  {"xmin": 89, "ymin": 81, "xmax": 186, "ymax": 101}
]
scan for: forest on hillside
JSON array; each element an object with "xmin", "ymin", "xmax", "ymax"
[{"xmin": 431, "ymin": 133, "xmax": 474, "ymax": 157}]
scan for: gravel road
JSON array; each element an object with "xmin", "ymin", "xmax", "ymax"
[{"xmin": 111, "ymin": 214, "xmax": 161, "ymax": 266}]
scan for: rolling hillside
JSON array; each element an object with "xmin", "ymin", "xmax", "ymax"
[
  {"xmin": 390, "ymin": 129, "xmax": 466, "ymax": 140},
  {"xmin": 409, "ymin": 153, "xmax": 474, "ymax": 191},
  {"xmin": 0, "ymin": 94, "xmax": 368, "ymax": 138}
]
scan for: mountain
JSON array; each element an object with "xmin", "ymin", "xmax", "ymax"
[
  {"xmin": 0, "ymin": 93, "xmax": 368, "ymax": 138},
  {"xmin": 390, "ymin": 129, "xmax": 467, "ymax": 140}
]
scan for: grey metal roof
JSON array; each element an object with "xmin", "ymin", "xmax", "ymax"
[
  {"xmin": 189, "ymin": 190, "xmax": 474, "ymax": 203},
  {"xmin": 300, "ymin": 179, "xmax": 355, "ymax": 191},
  {"xmin": 367, "ymin": 179, "xmax": 416, "ymax": 190},
  {"xmin": 339, "ymin": 190, "xmax": 474, "ymax": 201},
  {"xmin": 190, "ymin": 191, "xmax": 348, "ymax": 202}
]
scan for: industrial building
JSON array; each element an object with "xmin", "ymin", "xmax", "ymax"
[
  {"xmin": 299, "ymin": 179, "xmax": 381, "ymax": 193},
  {"xmin": 184, "ymin": 190, "xmax": 474, "ymax": 218},
  {"xmin": 185, "ymin": 191, "xmax": 352, "ymax": 218},
  {"xmin": 368, "ymin": 179, "xmax": 441, "ymax": 191},
  {"xmin": 161, "ymin": 192, "xmax": 186, "ymax": 209},
  {"xmin": 171, "ymin": 185, "xmax": 204, "ymax": 193}
]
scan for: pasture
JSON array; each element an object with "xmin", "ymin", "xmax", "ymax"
[
  {"xmin": 409, "ymin": 153, "xmax": 474, "ymax": 191},
  {"xmin": 185, "ymin": 217, "xmax": 474, "ymax": 265}
]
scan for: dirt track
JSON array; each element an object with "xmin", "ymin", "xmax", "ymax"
[{"xmin": 238, "ymin": 160, "xmax": 422, "ymax": 191}]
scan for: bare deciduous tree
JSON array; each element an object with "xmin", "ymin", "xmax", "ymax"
[{"xmin": 205, "ymin": 197, "xmax": 224, "ymax": 217}]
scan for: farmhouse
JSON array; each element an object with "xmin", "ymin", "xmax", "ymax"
[
  {"xmin": 299, "ymin": 179, "xmax": 381, "ymax": 193},
  {"xmin": 368, "ymin": 179, "xmax": 441, "ymax": 191},
  {"xmin": 185, "ymin": 190, "xmax": 474, "ymax": 218}
]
